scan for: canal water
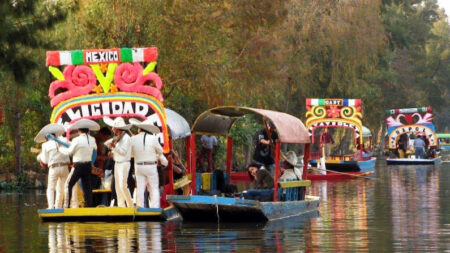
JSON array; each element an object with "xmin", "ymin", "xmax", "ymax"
[{"xmin": 0, "ymin": 160, "xmax": 449, "ymax": 252}]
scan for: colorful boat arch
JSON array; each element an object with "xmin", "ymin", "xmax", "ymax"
[
  {"xmin": 385, "ymin": 107, "xmax": 438, "ymax": 149},
  {"xmin": 305, "ymin": 98, "xmax": 363, "ymax": 144},
  {"xmin": 45, "ymin": 47, "xmax": 169, "ymax": 152}
]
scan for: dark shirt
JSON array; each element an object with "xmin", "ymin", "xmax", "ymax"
[
  {"xmin": 255, "ymin": 169, "xmax": 274, "ymax": 189},
  {"xmin": 253, "ymin": 129, "xmax": 278, "ymax": 166}
]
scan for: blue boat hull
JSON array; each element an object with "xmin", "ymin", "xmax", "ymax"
[
  {"xmin": 167, "ymin": 195, "xmax": 320, "ymax": 222},
  {"xmin": 309, "ymin": 158, "xmax": 376, "ymax": 173},
  {"xmin": 386, "ymin": 157, "xmax": 442, "ymax": 165}
]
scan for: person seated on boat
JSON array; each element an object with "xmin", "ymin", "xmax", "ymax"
[
  {"xmin": 320, "ymin": 127, "xmax": 334, "ymax": 158},
  {"xmin": 413, "ymin": 135, "xmax": 425, "ymax": 159},
  {"xmin": 397, "ymin": 134, "xmax": 409, "ymax": 158},
  {"xmin": 245, "ymin": 163, "xmax": 274, "ymax": 201},
  {"xmin": 253, "ymin": 121, "xmax": 278, "ymax": 174},
  {"xmin": 280, "ymin": 151, "xmax": 302, "ymax": 181},
  {"xmin": 352, "ymin": 144, "xmax": 367, "ymax": 161}
]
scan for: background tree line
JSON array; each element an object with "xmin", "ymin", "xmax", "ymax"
[{"xmin": 0, "ymin": 0, "xmax": 448, "ymax": 179}]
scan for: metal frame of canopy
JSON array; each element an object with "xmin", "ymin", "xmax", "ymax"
[{"xmin": 187, "ymin": 106, "xmax": 311, "ymax": 202}]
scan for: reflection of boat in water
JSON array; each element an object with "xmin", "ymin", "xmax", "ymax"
[
  {"xmin": 305, "ymin": 98, "xmax": 376, "ymax": 180},
  {"xmin": 169, "ymin": 106, "xmax": 320, "ymax": 222},
  {"xmin": 389, "ymin": 166, "xmax": 440, "ymax": 251},
  {"xmin": 385, "ymin": 107, "xmax": 441, "ymax": 166},
  {"xmin": 46, "ymin": 222, "xmax": 163, "ymax": 252}
]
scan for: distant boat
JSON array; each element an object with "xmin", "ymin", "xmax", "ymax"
[{"xmin": 437, "ymin": 133, "xmax": 450, "ymax": 151}]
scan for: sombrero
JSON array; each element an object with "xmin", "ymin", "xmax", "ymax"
[
  {"xmin": 34, "ymin": 123, "xmax": 65, "ymax": 143},
  {"xmin": 103, "ymin": 116, "xmax": 131, "ymax": 130},
  {"xmin": 69, "ymin": 119, "xmax": 101, "ymax": 131},
  {"xmin": 129, "ymin": 118, "xmax": 160, "ymax": 134},
  {"xmin": 281, "ymin": 151, "xmax": 298, "ymax": 166}
]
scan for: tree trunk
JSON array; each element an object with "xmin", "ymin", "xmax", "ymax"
[{"xmin": 14, "ymin": 111, "xmax": 22, "ymax": 176}]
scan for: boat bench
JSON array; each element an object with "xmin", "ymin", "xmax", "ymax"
[{"xmin": 278, "ymin": 180, "xmax": 311, "ymax": 201}]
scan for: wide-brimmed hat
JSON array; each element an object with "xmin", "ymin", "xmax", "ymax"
[
  {"xmin": 69, "ymin": 119, "xmax": 101, "ymax": 131},
  {"xmin": 34, "ymin": 123, "xmax": 65, "ymax": 143},
  {"xmin": 129, "ymin": 118, "xmax": 160, "ymax": 134},
  {"xmin": 103, "ymin": 116, "xmax": 131, "ymax": 130},
  {"xmin": 282, "ymin": 151, "xmax": 298, "ymax": 166}
]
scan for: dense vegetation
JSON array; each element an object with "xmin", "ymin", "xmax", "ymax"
[{"xmin": 0, "ymin": 0, "xmax": 448, "ymax": 180}]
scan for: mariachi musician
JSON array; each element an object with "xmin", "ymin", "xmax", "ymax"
[
  {"xmin": 59, "ymin": 119, "xmax": 99, "ymax": 208},
  {"xmin": 103, "ymin": 116, "xmax": 134, "ymax": 208}
]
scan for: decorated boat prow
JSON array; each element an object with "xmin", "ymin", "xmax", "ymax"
[
  {"xmin": 304, "ymin": 98, "xmax": 376, "ymax": 180},
  {"xmin": 385, "ymin": 107, "xmax": 441, "ymax": 165}
]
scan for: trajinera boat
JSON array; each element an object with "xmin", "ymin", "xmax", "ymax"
[
  {"xmin": 385, "ymin": 107, "xmax": 441, "ymax": 165},
  {"xmin": 38, "ymin": 47, "xmax": 189, "ymax": 221},
  {"xmin": 437, "ymin": 133, "xmax": 450, "ymax": 151},
  {"xmin": 166, "ymin": 106, "xmax": 320, "ymax": 222},
  {"xmin": 304, "ymin": 98, "xmax": 376, "ymax": 180}
]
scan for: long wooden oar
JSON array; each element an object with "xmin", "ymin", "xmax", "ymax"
[{"xmin": 310, "ymin": 167, "xmax": 377, "ymax": 180}]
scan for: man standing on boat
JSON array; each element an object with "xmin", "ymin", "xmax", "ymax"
[
  {"xmin": 253, "ymin": 121, "xmax": 278, "ymax": 173},
  {"xmin": 198, "ymin": 135, "xmax": 218, "ymax": 172},
  {"xmin": 59, "ymin": 119, "xmax": 99, "ymax": 208},
  {"xmin": 129, "ymin": 118, "xmax": 164, "ymax": 208},
  {"xmin": 104, "ymin": 116, "xmax": 134, "ymax": 208},
  {"xmin": 35, "ymin": 124, "xmax": 70, "ymax": 209},
  {"xmin": 414, "ymin": 135, "xmax": 426, "ymax": 159},
  {"xmin": 320, "ymin": 127, "xmax": 334, "ymax": 158}
]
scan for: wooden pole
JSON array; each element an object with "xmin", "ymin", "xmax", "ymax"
[
  {"xmin": 168, "ymin": 139, "xmax": 174, "ymax": 195},
  {"xmin": 226, "ymin": 135, "xmax": 233, "ymax": 175},
  {"xmin": 273, "ymin": 140, "xmax": 280, "ymax": 202},
  {"xmin": 190, "ymin": 134, "xmax": 196, "ymax": 194},
  {"xmin": 186, "ymin": 135, "xmax": 191, "ymax": 174},
  {"xmin": 303, "ymin": 143, "xmax": 310, "ymax": 180}
]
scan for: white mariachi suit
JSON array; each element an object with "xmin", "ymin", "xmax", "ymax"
[
  {"xmin": 111, "ymin": 133, "xmax": 133, "ymax": 207},
  {"xmin": 131, "ymin": 132, "xmax": 164, "ymax": 208},
  {"xmin": 37, "ymin": 137, "xmax": 70, "ymax": 209}
]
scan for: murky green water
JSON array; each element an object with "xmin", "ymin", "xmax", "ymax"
[{"xmin": 1, "ymin": 160, "xmax": 449, "ymax": 252}]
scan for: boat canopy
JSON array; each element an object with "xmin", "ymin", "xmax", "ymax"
[
  {"xmin": 362, "ymin": 126, "xmax": 372, "ymax": 137},
  {"xmin": 191, "ymin": 106, "xmax": 310, "ymax": 144},
  {"xmin": 437, "ymin": 133, "xmax": 450, "ymax": 139},
  {"xmin": 165, "ymin": 108, "xmax": 191, "ymax": 140}
]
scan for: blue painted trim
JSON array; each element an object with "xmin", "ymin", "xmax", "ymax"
[
  {"xmin": 357, "ymin": 158, "xmax": 376, "ymax": 172},
  {"xmin": 137, "ymin": 207, "xmax": 163, "ymax": 212},
  {"xmin": 170, "ymin": 195, "xmax": 258, "ymax": 207},
  {"xmin": 38, "ymin": 208, "xmax": 64, "ymax": 213}
]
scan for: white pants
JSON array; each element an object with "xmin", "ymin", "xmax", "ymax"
[
  {"xmin": 47, "ymin": 166, "xmax": 69, "ymax": 209},
  {"xmin": 64, "ymin": 167, "xmax": 79, "ymax": 208},
  {"xmin": 115, "ymin": 162, "xmax": 133, "ymax": 207},
  {"xmin": 135, "ymin": 164, "xmax": 160, "ymax": 208}
]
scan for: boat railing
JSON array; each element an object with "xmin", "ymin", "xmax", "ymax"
[{"xmin": 277, "ymin": 179, "xmax": 311, "ymax": 201}]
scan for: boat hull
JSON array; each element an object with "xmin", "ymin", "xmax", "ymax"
[
  {"xmin": 386, "ymin": 157, "xmax": 442, "ymax": 165},
  {"xmin": 307, "ymin": 158, "xmax": 376, "ymax": 180},
  {"xmin": 166, "ymin": 195, "xmax": 320, "ymax": 222},
  {"xmin": 38, "ymin": 206, "xmax": 179, "ymax": 222}
]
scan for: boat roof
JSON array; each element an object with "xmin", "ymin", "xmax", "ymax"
[
  {"xmin": 165, "ymin": 108, "xmax": 191, "ymax": 140},
  {"xmin": 437, "ymin": 133, "xmax": 450, "ymax": 138},
  {"xmin": 362, "ymin": 126, "xmax": 372, "ymax": 137},
  {"xmin": 191, "ymin": 106, "xmax": 310, "ymax": 144}
]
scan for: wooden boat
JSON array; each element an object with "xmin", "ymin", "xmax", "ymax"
[
  {"xmin": 38, "ymin": 206, "xmax": 180, "ymax": 222},
  {"xmin": 304, "ymin": 98, "xmax": 376, "ymax": 180},
  {"xmin": 385, "ymin": 107, "xmax": 441, "ymax": 166},
  {"xmin": 37, "ymin": 47, "xmax": 191, "ymax": 222},
  {"xmin": 437, "ymin": 133, "xmax": 450, "ymax": 151},
  {"xmin": 168, "ymin": 106, "xmax": 320, "ymax": 222}
]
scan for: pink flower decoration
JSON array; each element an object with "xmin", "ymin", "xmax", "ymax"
[{"xmin": 327, "ymin": 106, "xmax": 340, "ymax": 118}]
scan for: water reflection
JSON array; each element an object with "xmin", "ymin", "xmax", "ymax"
[
  {"xmin": 309, "ymin": 179, "xmax": 374, "ymax": 252},
  {"xmin": 389, "ymin": 165, "xmax": 440, "ymax": 252}
]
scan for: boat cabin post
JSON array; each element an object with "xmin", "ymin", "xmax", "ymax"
[
  {"xmin": 226, "ymin": 135, "xmax": 233, "ymax": 175},
  {"xmin": 273, "ymin": 140, "xmax": 281, "ymax": 202},
  {"xmin": 302, "ymin": 143, "xmax": 310, "ymax": 180},
  {"xmin": 186, "ymin": 135, "xmax": 191, "ymax": 174},
  {"xmin": 168, "ymin": 139, "xmax": 174, "ymax": 195},
  {"xmin": 190, "ymin": 133, "xmax": 197, "ymax": 194}
]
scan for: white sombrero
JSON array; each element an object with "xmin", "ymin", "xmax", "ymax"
[
  {"xmin": 69, "ymin": 119, "xmax": 101, "ymax": 131},
  {"xmin": 282, "ymin": 151, "xmax": 298, "ymax": 166},
  {"xmin": 129, "ymin": 118, "xmax": 160, "ymax": 134},
  {"xmin": 34, "ymin": 123, "xmax": 65, "ymax": 143},
  {"xmin": 103, "ymin": 116, "xmax": 131, "ymax": 130}
]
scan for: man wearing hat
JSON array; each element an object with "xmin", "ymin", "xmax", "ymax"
[
  {"xmin": 35, "ymin": 124, "xmax": 70, "ymax": 209},
  {"xmin": 129, "ymin": 118, "xmax": 164, "ymax": 208},
  {"xmin": 104, "ymin": 116, "xmax": 133, "ymax": 208},
  {"xmin": 59, "ymin": 119, "xmax": 99, "ymax": 208},
  {"xmin": 280, "ymin": 151, "xmax": 303, "ymax": 181}
]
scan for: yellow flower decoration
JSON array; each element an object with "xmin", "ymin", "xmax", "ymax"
[
  {"xmin": 92, "ymin": 85, "xmax": 103, "ymax": 94},
  {"xmin": 100, "ymin": 63, "xmax": 108, "ymax": 73},
  {"xmin": 110, "ymin": 84, "xmax": 119, "ymax": 93}
]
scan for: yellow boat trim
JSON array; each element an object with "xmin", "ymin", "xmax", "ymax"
[
  {"xmin": 38, "ymin": 207, "xmax": 162, "ymax": 218},
  {"xmin": 279, "ymin": 180, "xmax": 311, "ymax": 188}
]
